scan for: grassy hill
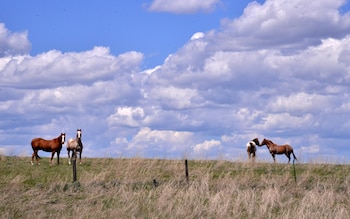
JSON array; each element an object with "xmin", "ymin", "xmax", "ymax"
[{"xmin": 0, "ymin": 156, "xmax": 349, "ymax": 218}]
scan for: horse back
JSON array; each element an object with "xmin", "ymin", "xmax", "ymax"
[
  {"xmin": 31, "ymin": 138, "xmax": 46, "ymax": 148},
  {"xmin": 284, "ymin": 144, "xmax": 294, "ymax": 151},
  {"xmin": 246, "ymin": 141, "xmax": 256, "ymax": 153},
  {"xmin": 68, "ymin": 138, "xmax": 82, "ymax": 151},
  {"xmin": 31, "ymin": 137, "xmax": 61, "ymax": 152}
]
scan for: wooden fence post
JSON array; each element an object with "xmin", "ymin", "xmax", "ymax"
[
  {"xmin": 292, "ymin": 159, "xmax": 297, "ymax": 183},
  {"xmin": 185, "ymin": 159, "xmax": 189, "ymax": 183},
  {"xmin": 72, "ymin": 151, "xmax": 77, "ymax": 182}
]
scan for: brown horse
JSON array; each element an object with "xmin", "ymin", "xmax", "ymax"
[
  {"xmin": 67, "ymin": 129, "xmax": 83, "ymax": 165},
  {"xmin": 259, "ymin": 138, "xmax": 297, "ymax": 163},
  {"xmin": 246, "ymin": 138, "xmax": 259, "ymax": 161},
  {"xmin": 31, "ymin": 133, "xmax": 66, "ymax": 165}
]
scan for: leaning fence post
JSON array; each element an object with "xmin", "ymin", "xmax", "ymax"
[
  {"xmin": 185, "ymin": 159, "xmax": 189, "ymax": 183},
  {"xmin": 292, "ymin": 159, "xmax": 297, "ymax": 183},
  {"xmin": 72, "ymin": 151, "xmax": 77, "ymax": 182}
]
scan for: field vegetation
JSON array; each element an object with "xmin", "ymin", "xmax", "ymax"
[{"xmin": 0, "ymin": 155, "xmax": 349, "ymax": 218}]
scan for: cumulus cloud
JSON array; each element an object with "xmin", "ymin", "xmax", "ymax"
[
  {"xmin": 148, "ymin": 0, "xmax": 222, "ymax": 14},
  {"xmin": 108, "ymin": 127, "xmax": 195, "ymax": 157},
  {"xmin": 108, "ymin": 106, "xmax": 146, "ymax": 127},
  {"xmin": 2, "ymin": 0, "xmax": 350, "ymax": 162},
  {"xmin": 0, "ymin": 47, "xmax": 143, "ymax": 89},
  {"xmin": 193, "ymin": 139, "xmax": 221, "ymax": 152},
  {"xmin": 209, "ymin": 0, "xmax": 350, "ymax": 51},
  {"xmin": 0, "ymin": 23, "xmax": 31, "ymax": 57},
  {"xmin": 190, "ymin": 32, "xmax": 205, "ymax": 40},
  {"xmin": 139, "ymin": 0, "xmax": 350, "ymax": 161},
  {"xmin": 145, "ymin": 86, "xmax": 202, "ymax": 109}
]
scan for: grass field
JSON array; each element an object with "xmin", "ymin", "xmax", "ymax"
[{"xmin": 0, "ymin": 155, "xmax": 349, "ymax": 218}]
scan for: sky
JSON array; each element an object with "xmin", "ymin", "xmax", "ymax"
[{"xmin": 1, "ymin": 0, "xmax": 350, "ymax": 163}]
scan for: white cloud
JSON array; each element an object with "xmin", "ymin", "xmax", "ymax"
[
  {"xmin": 193, "ymin": 139, "xmax": 221, "ymax": 152},
  {"xmin": 254, "ymin": 113, "xmax": 314, "ymax": 131},
  {"xmin": 0, "ymin": 47, "xmax": 143, "ymax": 89},
  {"xmin": 265, "ymin": 92, "xmax": 332, "ymax": 114},
  {"xmin": 0, "ymin": 23, "xmax": 31, "ymax": 57},
  {"xmin": 301, "ymin": 145, "xmax": 320, "ymax": 154},
  {"xmin": 122, "ymin": 127, "xmax": 195, "ymax": 156},
  {"xmin": 145, "ymin": 86, "xmax": 201, "ymax": 109},
  {"xmin": 190, "ymin": 32, "xmax": 205, "ymax": 40},
  {"xmin": 2, "ymin": 0, "xmax": 350, "ymax": 162},
  {"xmin": 108, "ymin": 106, "xmax": 146, "ymax": 127},
  {"xmin": 148, "ymin": 0, "xmax": 221, "ymax": 14},
  {"xmin": 209, "ymin": 0, "xmax": 350, "ymax": 51}
]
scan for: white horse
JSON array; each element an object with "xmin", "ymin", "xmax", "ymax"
[
  {"xmin": 67, "ymin": 129, "xmax": 83, "ymax": 164},
  {"xmin": 246, "ymin": 138, "xmax": 259, "ymax": 161}
]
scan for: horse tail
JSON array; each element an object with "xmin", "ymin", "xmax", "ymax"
[
  {"xmin": 292, "ymin": 150, "xmax": 297, "ymax": 160},
  {"xmin": 287, "ymin": 145, "xmax": 297, "ymax": 161}
]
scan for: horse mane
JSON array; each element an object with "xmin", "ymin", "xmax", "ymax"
[
  {"xmin": 51, "ymin": 134, "xmax": 62, "ymax": 143},
  {"xmin": 263, "ymin": 138, "xmax": 274, "ymax": 144},
  {"xmin": 266, "ymin": 139, "xmax": 272, "ymax": 143}
]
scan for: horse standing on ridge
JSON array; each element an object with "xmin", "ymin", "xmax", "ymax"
[
  {"xmin": 246, "ymin": 138, "xmax": 259, "ymax": 161},
  {"xmin": 31, "ymin": 133, "xmax": 66, "ymax": 165},
  {"xmin": 259, "ymin": 138, "xmax": 297, "ymax": 163},
  {"xmin": 67, "ymin": 129, "xmax": 83, "ymax": 165}
]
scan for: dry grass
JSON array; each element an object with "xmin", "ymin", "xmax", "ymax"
[{"xmin": 0, "ymin": 156, "xmax": 349, "ymax": 218}]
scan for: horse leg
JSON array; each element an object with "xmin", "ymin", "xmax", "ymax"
[
  {"xmin": 50, "ymin": 152, "xmax": 55, "ymax": 165},
  {"xmin": 68, "ymin": 149, "xmax": 71, "ymax": 165},
  {"xmin": 31, "ymin": 152, "xmax": 35, "ymax": 165},
  {"xmin": 36, "ymin": 152, "xmax": 40, "ymax": 165},
  {"xmin": 32, "ymin": 150, "xmax": 40, "ymax": 165},
  {"xmin": 286, "ymin": 153, "xmax": 291, "ymax": 163},
  {"xmin": 271, "ymin": 153, "xmax": 276, "ymax": 163},
  {"xmin": 57, "ymin": 151, "xmax": 60, "ymax": 165},
  {"xmin": 79, "ymin": 150, "xmax": 82, "ymax": 164},
  {"xmin": 251, "ymin": 151, "xmax": 255, "ymax": 163}
]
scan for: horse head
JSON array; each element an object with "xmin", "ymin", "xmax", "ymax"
[
  {"xmin": 61, "ymin": 133, "xmax": 66, "ymax": 145},
  {"xmin": 77, "ymin": 129, "xmax": 82, "ymax": 139},
  {"xmin": 259, "ymin": 138, "xmax": 267, "ymax": 146},
  {"xmin": 252, "ymin": 138, "xmax": 260, "ymax": 146}
]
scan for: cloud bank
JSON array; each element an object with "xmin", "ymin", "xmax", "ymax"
[{"xmin": 1, "ymin": 0, "xmax": 350, "ymax": 163}]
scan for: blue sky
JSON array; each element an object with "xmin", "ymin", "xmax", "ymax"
[
  {"xmin": 1, "ymin": 0, "xmax": 257, "ymax": 68},
  {"xmin": 1, "ymin": 0, "xmax": 350, "ymax": 163}
]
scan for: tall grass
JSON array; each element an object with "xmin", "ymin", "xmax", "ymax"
[{"xmin": 0, "ymin": 156, "xmax": 349, "ymax": 218}]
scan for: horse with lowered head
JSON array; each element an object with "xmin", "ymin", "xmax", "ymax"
[
  {"xmin": 31, "ymin": 133, "xmax": 66, "ymax": 165},
  {"xmin": 259, "ymin": 138, "xmax": 297, "ymax": 163},
  {"xmin": 246, "ymin": 138, "xmax": 259, "ymax": 161},
  {"xmin": 67, "ymin": 129, "xmax": 83, "ymax": 164}
]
